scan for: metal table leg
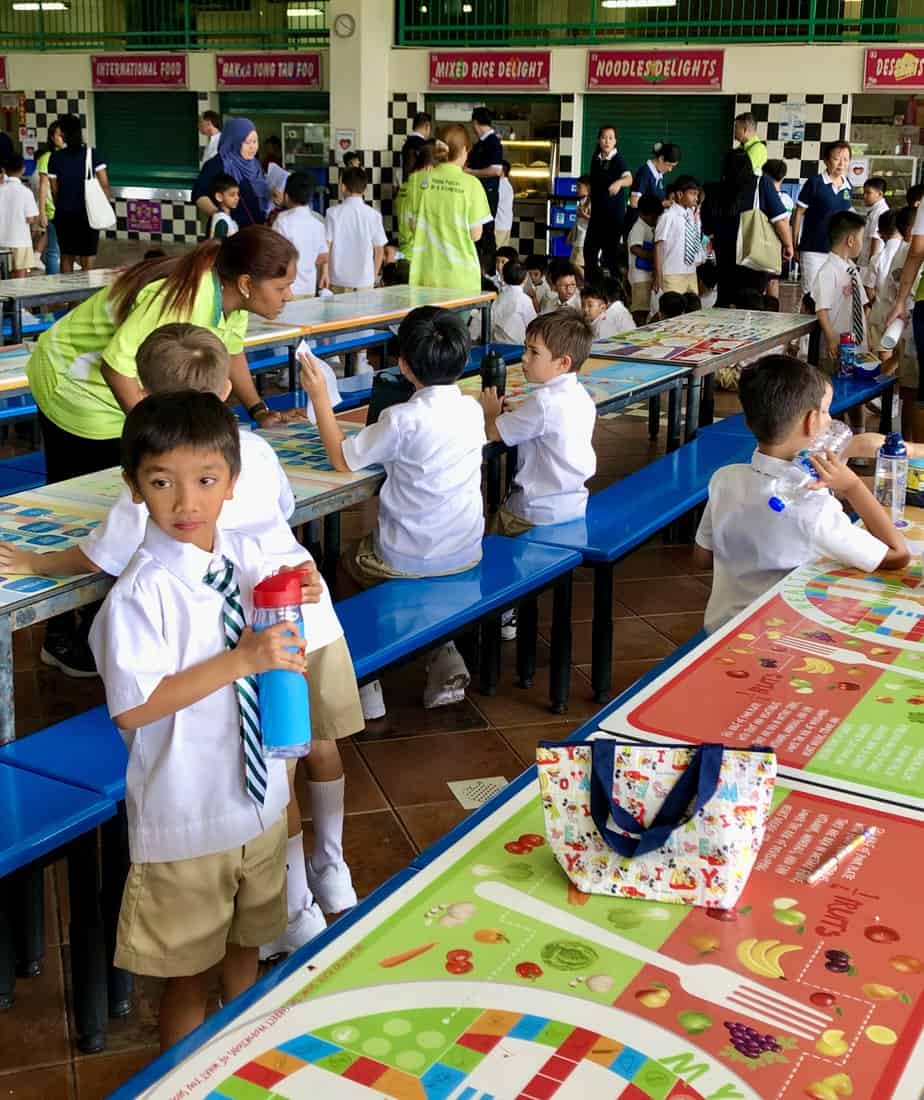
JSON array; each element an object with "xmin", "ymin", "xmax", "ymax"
[
  {"xmin": 479, "ymin": 615, "xmax": 501, "ymax": 697},
  {"xmin": 515, "ymin": 597, "xmax": 538, "ymax": 689},
  {"xmin": 667, "ymin": 384, "xmax": 682, "ymax": 452},
  {"xmin": 591, "ymin": 563, "xmax": 614, "ymax": 703},
  {"xmin": 549, "ymin": 574, "xmax": 573, "ymax": 714},
  {"xmin": 288, "ymin": 344, "xmax": 297, "ymax": 393},
  {"xmin": 322, "ymin": 513, "xmax": 341, "ymax": 590},
  {"xmin": 0, "ymin": 616, "xmax": 13, "ymax": 745},
  {"xmin": 11, "ymin": 304, "xmax": 22, "ymax": 346},
  {"xmin": 100, "ymin": 809, "xmax": 133, "ymax": 1019},
  {"xmin": 647, "ymin": 395, "xmax": 661, "ymax": 440},
  {"xmin": 480, "ymin": 301, "xmax": 493, "ymax": 346},
  {"xmin": 486, "ymin": 452, "xmax": 503, "ymax": 515},
  {"xmin": 879, "ymin": 381, "xmax": 895, "ymax": 435},
  {"xmin": 684, "ymin": 377, "xmax": 703, "ymax": 443},
  {"xmin": 67, "ymin": 829, "xmax": 108, "ymax": 1054},
  {"xmin": 699, "ymin": 373, "xmax": 715, "ymax": 428}
]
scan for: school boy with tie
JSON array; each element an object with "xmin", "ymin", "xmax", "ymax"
[
  {"xmin": 810, "ymin": 210, "xmax": 869, "ymax": 370},
  {"xmin": 653, "ymin": 175, "xmax": 703, "ymax": 297}
]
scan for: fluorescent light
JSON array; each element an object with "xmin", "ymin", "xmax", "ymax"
[
  {"xmin": 12, "ymin": 2, "xmax": 69, "ymax": 9},
  {"xmin": 462, "ymin": 2, "xmax": 473, "ymax": 11},
  {"xmin": 286, "ymin": 5, "xmax": 321, "ymax": 14},
  {"xmin": 419, "ymin": 3, "xmax": 427, "ymax": 10},
  {"xmin": 603, "ymin": 0, "xmax": 676, "ymax": 7}
]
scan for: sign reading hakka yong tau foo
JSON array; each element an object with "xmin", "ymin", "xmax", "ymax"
[
  {"xmin": 91, "ymin": 54, "xmax": 187, "ymax": 88},
  {"xmin": 216, "ymin": 53, "xmax": 322, "ymax": 89},
  {"xmin": 587, "ymin": 48, "xmax": 724, "ymax": 89},
  {"xmin": 429, "ymin": 50, "xmax": 551, "ymax": 89},
  {"xmin": 864, "ymin": 48, "xmax": 924, "ymax": 89}
]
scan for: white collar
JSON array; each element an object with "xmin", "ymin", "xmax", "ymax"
[
  {"xmin": 410, "ymin": 384, "xmax": 465, "ymax": 404},
  {"xmin": 477, "ymin": 128, "xmax": 496, "ymax": 140},
  {"xmin": 599, "ymin": 147, "xmax": 618, "ymax": 161},
  {"xmin": 750, "ymin": 448, "xmax": 797, "ymax": 477},
  {"xmin": 646, "ymin": 159, "xmax": 662, "ymax": 181},
  {"xmin": 827, "ymin": 251, "xmax": 856, "ymax": 273},
  {"xmin": 820, "ymin": 169, "xmax": 847, "ymax": 190},
  {"xmin": 541, "ymin": 372, "xmax": 578, "ymax": 390},
  {"xmin": 410, "ymin": 130, "xmax": 427, "ymax": 140},
  {"xmin": 142, "ymin": 518, "xmax": 228, "ymax": 592}
]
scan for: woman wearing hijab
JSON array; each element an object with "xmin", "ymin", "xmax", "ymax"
[{"xmin": 193, "ymin": 117, "xmax": 273, "ymax": 229}]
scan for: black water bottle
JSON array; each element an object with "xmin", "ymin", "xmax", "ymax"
[{"xmin": 480, "ymin": 348, "xmax": 507, "ymax": 398}]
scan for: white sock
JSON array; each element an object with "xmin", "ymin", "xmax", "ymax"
[
  {"xmin": 309, "ymin": 777, "xmax": 345, "ymax": 870},
  {"xmin": 285, "ymin": 833, "xmax": 312, "ymax": 920}
]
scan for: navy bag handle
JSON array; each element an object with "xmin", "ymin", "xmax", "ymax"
[{"xmin": 589, "ymin": 742, "xmax": 724, "ymax": 858}]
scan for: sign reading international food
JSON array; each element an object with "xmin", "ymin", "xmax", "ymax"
[{"xmin": 91, "ymin": 54, "xmax": 188, "ymax": 88}]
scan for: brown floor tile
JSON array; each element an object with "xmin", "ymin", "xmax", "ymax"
[
  {"xmin": 293, "ymin": 740, "xmax": 388, "ymax": 821},
  {"xmin": 0, "ymin": 1064, "xmax": 75, "ymax": 1099},
  {"xmin": 75, "ymin": 1048, "xmax": 155, "ymax": 1100},
  {"xmin": 73, "ymin": 970, "xmax": 161, "ymax": 1058},
  {"xmin": 398, "ymin": 802, "xmax": 471, "ymax": 852},
  {"xmin": 303, "ymin": 810, "xmax": 416, "ymax": 894},
  {"xmin": 538, "ymin": 579, "xmax": 631, "ymax": 625},
  {"xmin": 577, "ymin": 657, "xmax": 665, "ymax": 700},
  {"xmin": 471, "ymin": 644, "xmax": 601, "ymax": 728},
  {"xmin": 0, "ymin": 946, "xmax": 69, "ymax": 1072},
  {"xmin": 498, "ymin": 720, "xmax": 575, "ymax": 767},
  {"xmin": 612, "ymin": 574, "xmax": 710, "ymax": 617},
  {"xmin": 611, "ymin": 543, "xmax": 705, "ymax": 581},
  {"xmin": 554, "ymin": 615, "xmax": 675, "ymax": 667},
  {"xmin": 357, "ymin": 728, "xmax": 524, "ymax": 808},
  {"xmin": 43, "ymin": 864, "xmax": 62, "ymax": 947},
  {"xmin": 644, "ymin": 611, "xmax": 706, "ymax": 646}
]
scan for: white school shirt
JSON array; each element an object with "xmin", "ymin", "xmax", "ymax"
[
  {"xmin": 541, "ymin": 290, "xmax": 581, "ymax": 315},
  {"xmin": 696, "ymin": 449, "xmax": 889, "ymax": 634},
  {"xmin": 495, "ymin": 176, "xmax": 514, "ymax": 234},
  {"xmin": 860, "ymin": 196, "xmax": 889, "ymax": 267},
  {"xmin": 81, "ymin": 430, "xmax": 343, "ymax": 652},
  {"xmin": 274, "ymin": 205, "xmax": 328, "ymax": 296},
  {"xmin": 863, "ymin": 234, "xmax": 901, "ymax": 295},
  {"xmin": 530, "ymin": 278, "xmax": 558, "ymax": 313},
  {"xmin": 700, "ymin": 287, "xmax": 718, "ymax": 309},
  {"xmin": 496, "ymin": 372, "xmax": 597, "ymax": 525},
  {"xmin": 811, "ymin": 252, "xmax": 869, "ymax": 351},
  {"xmin": 325, "ymin": 196, "xmax": 388, "ymax": 289},
  {"xmin": 208, "ymin": 210, "xmax": 238, "ymax": 239},
  {"xmin": 0, "ymin": 177, "xmax": 37, "ymax": 249},
  {"xmin": 492, "ymin": 282, "xmax": 536, "ymax": 345},
  {"xmin": 342, "ymin": 385, "xmax": 486, "ymax": 574},
  {"xmin": 200, "ymin": 130, "xmax": 220, "ymax": 167},
  {"xmin": 626, "ymin": 218, "xmax": 654, "ymax": 285},
  {"xmin": 572, "ymin": 196, "xmax": 590, "ymax": 249},
  {"xmin": 655, "ymin": 203, "xmax": 701, "ymax": 277},
  {"xmin": 594, "ymin": 301, "xmax": 635, "ymax": 338},
  {"xmin": 88, "ymin": 523, "xmax": 290, "ymax": 864}
]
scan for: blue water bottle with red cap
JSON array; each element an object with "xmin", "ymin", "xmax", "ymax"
[{"xmin": 252, "ymin": 571, "xmax": 311, "ymax": 758}]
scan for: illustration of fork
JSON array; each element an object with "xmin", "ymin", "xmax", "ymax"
[
  {"xmin": 780, "ymin": 635, "xmax": 924, "ymax": 682},
  {"xmin": 475, "ymin": 881, "xmax": 831, "ymax": 1041}
]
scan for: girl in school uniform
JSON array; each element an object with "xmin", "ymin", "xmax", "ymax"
[
  {"xmin": 792, "ymin": 141, "xmax": 853, "ymax": 295},
  {"xmin": 583, "ymin": 125, "xmax": 633, "ymax": 282}
]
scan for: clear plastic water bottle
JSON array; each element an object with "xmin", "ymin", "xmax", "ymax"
[
  {"xmin": 880, "ymin": 316, "xmax": 906, "ymax": 352},
  {"xmin": 874, "ymin": 432, "xmax": 909, "ymax": 526},
  {"xmin": 838, "ymin": 333, "xmax": 857, "ymax": 378},
  {"xmin": 252, "ymin": 571, "xmax": 312, "ymax": 759},
  {"xmin": 767, "ymin": 421, "xmax": 853, "ymax": 513}
]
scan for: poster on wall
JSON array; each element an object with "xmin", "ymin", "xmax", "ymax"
[
  {"xmin": 215, "ymin": 53, "xmax": 321, "ymax": 89},
  {"xmin": 334, "ymin": 128, "xmax": 356, "ymax": 165},
  {"xmin": 91, "ymin": 54, "xmax": 188, "ymax": 89},
  {"xmin": 778, "ymin": 101, "xmax": 806, "ymax": 144},
  {"xmin": 864, "ymin": 48, "xmax": 924, "ymax": 89},
  {"xmin": 0, "ymin": 58, "xmax": 6, "ymax": 91},
  {"xmin": 429, "ymin": 50, "xmax": 551, "ymax": 89},
  {"xmin": 587, "ymin": 49, "xmax": 724, "ymax": 89},
  {"xmin": 126, "ymin": 199, "xmax": 162, "ymax": 234},
  {"xmin": 18, "ymin": 126, "xmax": 36, "ymax": 174}
]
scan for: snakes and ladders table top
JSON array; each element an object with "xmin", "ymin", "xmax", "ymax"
[
  {"xmin": 110, "ymin": 763, "xmax": 924, "ymax": 1100},
  {"xmin": 275, "ymin": 286, "xmax": 495, "ymax": 336},
  {"xmin": 599, "ymin": 508, "xmax": 924, "ymax": 814},
  {"xmin": 0, "ymin": 346, "xmax": 30, "ymax": 395},
  {"xmin": 0, "ymin": 267, "xmax": 122, "ymax": 306},
  {"xmin": 591, "ymin": 309, "xmax": 816, "ymax": 374}
]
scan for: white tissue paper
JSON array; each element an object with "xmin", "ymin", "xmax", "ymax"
[{"xmin": 296, "ymin": 339, "xmax": 342, "ymax": 425}]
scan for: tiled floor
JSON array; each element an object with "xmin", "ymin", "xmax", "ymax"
[{"xmin": 0, "ymin": 324, "xmax": 748, "ymax": 1097}]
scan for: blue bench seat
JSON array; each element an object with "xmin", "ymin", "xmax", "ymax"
[
  {"xmin": 338, "ymin": 535, "xmax": 581, "ymax": 713},
  {"xmin": 0, "ymin": 451, "xmax": 47, "ymax": 494}
]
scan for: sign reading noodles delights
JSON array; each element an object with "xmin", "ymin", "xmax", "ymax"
[
  {"xmin": 429, "ymin": 50, "xmax": 551, "ymax": 89},
  {"xmin": 587, "ymin": 48, "xmax": 724, "ymax": 89},
  {"xmin": 91, "ymin": 54, "xmax": 188, "ymax": 88}
]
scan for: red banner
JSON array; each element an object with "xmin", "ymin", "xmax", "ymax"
[
  {"xmin": 429, "ymin": 50, "xmax": 550, "ymax": 89},
  {"xmin": 864, "ymin": 47, "xmax": 924, "ymax": 89},
  {"xmin": 587, "ymin": 49, "xmax": 723, "ymax": 89},
  {"xmin": 91, "ymin": 54, "xmax": 187, "ymax": 88},
  {"xmin": 216, "ymin": 53, "xmax": 322, "ymax": 89},
  {"xmin": 0, "ymin": 58, "xmax": 6, "ymax": 91}
]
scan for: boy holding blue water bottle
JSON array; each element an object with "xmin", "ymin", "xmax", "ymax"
[{"xmin": 88, "ymin": 391, "xmax": 299, "ymax": 1051}]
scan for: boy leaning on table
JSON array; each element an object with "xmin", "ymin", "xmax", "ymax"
[{"xmin": 693, "ymin": 355, "xmax": 909, "ymax": 634}]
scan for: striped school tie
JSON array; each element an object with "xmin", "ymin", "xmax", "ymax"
[
  {"xmin": 203, "ymin": 556, "xmax": 268, "ymax": 807},
  {"xmin": 683, "ymin": 210, "xmax": 699, "ymax": 266},
  {"xmin": 848, "ymin": 265, "xmax": 865, "ymax": 347}
]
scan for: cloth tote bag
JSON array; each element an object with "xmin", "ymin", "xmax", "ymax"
[
  {"xmin": 736, "ymin": 182, "xmax": 781, "ymax": 273},
  {"xmin": 537, "ymin": 740, "xmax": 776, "ymax": 909},
  {"xmin": 84, "ymin": 147, "xmax": 116, "ymax": 231}
]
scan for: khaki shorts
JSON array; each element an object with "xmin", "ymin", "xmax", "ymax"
[
  {"xmin": 570, "ymin": 246, "xmax": 584, "ymax": 274},
  {"xmin": 342, "ymin": 532, "xmax": 480, "ymax": 590},
  {"xmin": 495, "ymin": 229, "xmax": 512, "ymax": 248},
  {"xmin": 630, "ymin": 279, "xmax": 653, "ymax": 314},
  {"xmin": 661, "ymin": 273, "xmax": 699, "ymax": 295},
  {"xmin": 10, "ymin": 246, "xmax": 34, "ymax": 272},
  {"xmin": 306, "ymin": 634, "xmax": 364, "ymax": 741},
  {"xmin": 488, "ymin": 506, "xmax": 535, "ymax": 538},
  {"xmin": 115, "ymin": 814, "xmax": 287, "ymax": 978}
]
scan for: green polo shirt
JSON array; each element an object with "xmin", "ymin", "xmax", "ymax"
[
  {"xmin": 28, "ymin": 270, "xmax": 248, "ymax": 440},
  {"xmin": 743, "ymin": 136, "xmax": 768, "ymax": 174}
]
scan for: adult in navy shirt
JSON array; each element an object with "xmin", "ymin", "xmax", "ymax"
[
  {"xmin": 626, "ymin": 141, "xmax": 680, "ymax": 233},
  {"xmin": 792, "ymin": 141, "xmax": 853, "ymax": 295},
  {"xmin": 701, "ymin": 148, "xmax": 793, "ymax": 306},
  {"xmin": 0, "ymin": 131, "xmax": 13, "ymax": 169},
  {"xmin": 465, "ymin": 106, "xmax": 504, "ymax": 260},
  {"xmin": 584, "ymin": 125, "xmax": 632, "ymax": 282}
]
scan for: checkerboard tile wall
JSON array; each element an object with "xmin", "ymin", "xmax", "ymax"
[
  {"xmin": 197, "ymin": 90, "xmax": 219, "ymax": 160},
  {"xmin": 23, "ymin": 91, "xmax": 88, "ymax": 140},
  {"xmin": 735, "ymin": 92, "xmax": 852, "ymax": 186},
  {"xmin": 103, "ymin": 199, "xmax": 201, "ymax": 244}
]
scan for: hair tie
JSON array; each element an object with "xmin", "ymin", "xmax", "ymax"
[{"xmin": 653, "ymin": 142, "xmax": 662, "ymax": 153}]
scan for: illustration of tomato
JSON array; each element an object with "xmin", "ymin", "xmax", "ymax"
[
  {"xmin": 810, "ymin": 991, "xmax": 837, "ymax": 1008},
  {"xmin": 504, "ymin": 841, "xmax": 528, "ymax": 855},
  {"xmin": 518, "ymin": 833, "xmax": 545, "ymax": 849},
  {"xmin": 445, "ymin": 958, "xmax": 474, "ymax": 975},
  {"xmin": 516, "ymin": 961, "xmax": 543, "ymax": 981},
  {"xmin": 865, "ymin": 925, "xmax": 900, "ymax": 943},
  {"xmin": 446, "ymin": 948, "xmax": 472, "ymax": 962},
  {"xmin": 726, "ymin": 670, "xmax": 749, "ymax": 679}
]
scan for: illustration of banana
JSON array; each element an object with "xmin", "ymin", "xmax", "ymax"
[
  {"xmin": 794, "ymin": 657, "xmax": 836, "ymax": 675},
  {"xmin": 736, "ymin": 937, "xmax": 802, "ymax": 979}
]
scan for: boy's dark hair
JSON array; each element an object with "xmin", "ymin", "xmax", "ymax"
[
  {"xmin": 380, "ymin": 260, "xmax": 409, "ymax": 287},
  {"xmin": 763, "ymin": 294, "xmax": 781, "ymax": 312},
  {"xmin": 637, "ymin": 194, "xmax": 663, "ymax": 219},
  {"xmin": 696, "ymin": 262, "xmax": 719, "ymax": 290},
  {"xmin": 865, "ymin": 176, "xmax": 887, "ymax": 194},
  {"xmin": 828, "ymin": 209, "xmax": 866, "ymax": 247},
  {"xmin": 734, "ymin": 111, "xmax": 756, "ymax": 128},
  {"xmin": 602, "ymin": 275, "xmax": 627, "ymax": 306},
  {"xmin": 342, "ymin": 151, "xmax": 362, "ymax": 168},
  {"xmin": 412, "ymin": 111, "xmax": 432, "ymax": 129},
  {"xmin": 397, "ymin": 306, "xmax": 470, "ymax": 385},
  {"xmin": 284, "ymin": 171, "xmax": 313, "ymax": 205},
  {"xmin": 501, "ymin": 159, "xmax": 511, "ymax": 176},
  {"xmin": 121, "ymin": 390, "xmax": 241, "ymax": 485},
  {"xmin": 472, "ymin": 106, "xmax": 492, "ymax": 127},
  {"xmin": 143, "ymin": 248, "xmax": 167, "ymax": 260},
  {"xmin": 735, "ymin": 288, "xmax": 765, "ymax": 311},
  {"xmin": 739, "ymin": 355, "xmax": 828, "ymax": 445},
  {"xmin": 496, "ymin": 245, "xmax": 519, "ymax": 263},
  {"xmin": 658, "ymin": 291, "xmax": 685, "ymax": 318},
  {"xmin": 550, "ymin": 260, "xmax": 578, "ymax": 284},
  {"xmin": 664, "ymin": 181, "xmax": 679, "ymax": 200},
  {"xmin": 385, "ymin": 237, "xmax": 399, "ymax": 250},
  {"xmin": 683, "ymin": 291, "xmax": 702, "ymax": 313},
  {"xmin": 580, "ymin": 282, "xmax": 610, "ymax": 304},
  {"xmin": 341, "ymin": 166, "xmax": 367, "ymax": 194},
  {"xmin": 906, "ymin": 183, "xmax": 924, "ymax": 207},
  {"xmin": 201, "ymin": 110, "xmax": 221, "ymax": 129},
  {"xmin": 762, "ymin": 158, "xmax": 787, "ymax": 183},
  {"xmin": 673, "ymin": 173, "xmax": 700, "ymax": 193},
  {"xmin": 877, "ymin": 209, "xmax": 897, "ymax": 238},
  {"xmin": 897, "ymin": 205, "xmax": 916, "ymax": 236},
  {"xmin": 212, "ymin": 173, "xmax": 238, "ymax": 198},
  {"xmin": 502, "ymin": 261, "xmax": 525, "ymax": 288},
  {"xmin": 577, "ymin": 174, "xmax": 591, "ymax": 189},
  {"xmin": 136, "ymin": 323, "xmax": 230, "ymax": 394},
  {"xmin": 525, "ymin": 309, "xmax": 594, "ymax": 373},
  {"xmin": 524, "ymin": 253, "xmax": 548, "ymax": 274},
  {"xmin": 4, "ymin": 153, "xmax": 24, "ymax": 175}
]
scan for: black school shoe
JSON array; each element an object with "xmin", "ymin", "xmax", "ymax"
[{"xmin": 40, "ymin": 630, "xmax": 99, "ymax": 678}]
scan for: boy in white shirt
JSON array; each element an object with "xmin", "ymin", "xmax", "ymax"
[
  {"xmin": 860, "ymin": 177, "xmax": 889, "ymax": 268},
  {"xmin": 492, "ymin": 260, "xmax": 536, "ymax": 345},
  {"xmin": 654, "ymin": 174, "xmax": 702, "ymax": 297},
  {"xmin": 863, "ymin": 209, "xmax": 900, "ymax": 309},
  {"xmin": 492, "ymin": 245, "xmax": 519, "ymax": 290},
  {"xmin": 524, "ymin": 253, "xmax": 557, "ymax": 313},
  {"xmin": 495, "ymin": 161, "xmax": 514, "ymax": 248},
  {"xmin": 811, "ymin": 210, "xmax": 869, "ymax": 370},
  {"xmin": 0, "ymin": 154, "xmax": 38, "ymax": 275},
  {"xmin": 569, "ymin": 175, "xmax": 591, "ymax": 276},
  {"xmin": 301, "ymin": 306, "xmax": 486, "ymax": 717},
  {"xmin": 323, "ymin": 167, "xmax": 387, "ymax": 293},
  {"xmin": 88, "ymin": 391, "xmax": 300, "ymax": 1051},
  {"xmin": 273, "ymin": 171, "xmax": 329, "ymax": 297},
  {"xmin": 482, "ymin": 309, "xmax": 597, "ymax": 535},
  {"xmin": 542, "ymin": 262, "xmax": 581, "ymax": 314},
  {"xmin": 627, "ymin": 195, "xmax": 661, "ymax": 324},
  {"xmin": 694, "ymin": 355, "xmax": 908, "ymax": 633},
  {"xmin": 580, "ymin": 283, "xmax": 634, "ymax": 338},
  {"xmin": 1, "ymin": 325, "xmax": 363, "ymax": 959},
  {"xmin": 207, "ymin": 174, "xmax": 240, "ymax": 240}
]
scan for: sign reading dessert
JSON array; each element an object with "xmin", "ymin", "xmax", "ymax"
[
  {"xmin": 216, "ymin": 53, "xmax": 322, "ymax": 89},
  {"xmin": 429, "ymin": 50, "xmax": 551, "ymax": 89},
  {"xmin": 91, "ymin": 54, "xmax": 188, "ymax": 88},
  {"xmin": 587, "ymin": 48, "xmax": 724, "ymax": 89},
  {"xmin": 864, "ymin": 47, "xmax": 924, "ymax": 89}
]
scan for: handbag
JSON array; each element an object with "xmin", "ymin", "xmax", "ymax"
[
  {"xmin": 537, "ymin": 739, "xmax": 776, "ymax": 909},
  {"xmin": 84, "ymin": 146, "xmax": 116, "ymax": 231},
  {"xmin": 736, "ymin": 179, "xmax": 781, "ymax": 274},
  {"xmin": 366, "ymin": 366, "xmax": 414, "ymax": 425}
]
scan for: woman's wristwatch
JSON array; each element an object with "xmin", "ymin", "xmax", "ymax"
[{"xmin": 248, "ymin": 400, "xmax": 270, "ymax": 421}]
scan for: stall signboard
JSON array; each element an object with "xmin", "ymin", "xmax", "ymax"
[
  {"xmin": 91, "ymin": 54, "xmax": 187, "ymax": 88},
  {"xmin": 864, "ymin": 48, "xmax": 924, "ymax": 90},
  {"xmin": 0, "ymin": 58, "xmax": 6, "ymax": 91},
  {"xmin": 216, "ymin": 53, "xmax": 322, "ymax": 89},
  {"xmin": 587, "ymin": 48, "xmax": 724, "ymax": 89},
  {"xmin": 429, "ymin": 50, "xmax": 551, "ymax": 89},
  {"xmin": 126, "ymin": 199, "xmax": 162, "ymax": 234}
]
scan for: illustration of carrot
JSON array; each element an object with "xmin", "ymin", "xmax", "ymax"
[
  {"xmin": 568, "ymin": 883, "xmax": 591, "ymax": 907},
  {"xmin": 378, "ymin": 942, "xmax": 437, "ymax": 968}
]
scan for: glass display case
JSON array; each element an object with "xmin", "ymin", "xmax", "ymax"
[
  {"xmin": 505, "ymin": 139, "xmax": 557, "ymax": 204},
  {"xmin": 849, "ymin": 154, "xmax": 918, "ymax": 208}
]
